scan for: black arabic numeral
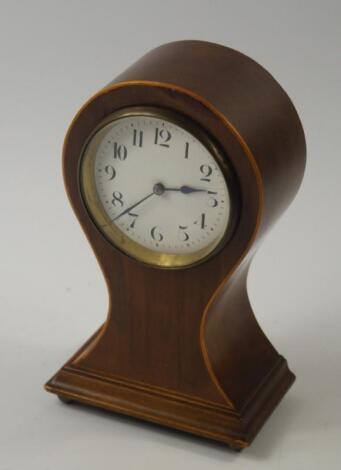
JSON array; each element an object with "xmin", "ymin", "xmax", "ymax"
[
  {"xmin": 151, "ymin": 226, "xmax": 163, "ymax": 241},
  {"xmin": 128, "ymin": 211, "xmax": 138, "ymax": 228},
  {"xmin": 179, "ymin": 225, "xmax": 189, "ymax": 242},
  {"xmin": 208, "ymin": 191, "xmax": 218, "ymax": 207},
  {"xmin": 200, "ymin": 164, "xmax": 213, "ymax": 182},
  {"xmin": 133, "ymin": 129, "xmax": 143, "ymax": 147},
  {"xmin": 154, "ymin": 127, "xmax": 171, "ymax": 147},
  {"xmin": 184, "ymin": 142, "xmax": 189, "ymax": 159},
  {"xmin": 112, "ymin": 191, "xmax": 124, "ymax": 207},
  {"xmin": 104, "ymin": 165, "xmax": 116, "ymax": 180},
  {"xmin": 209, "ymin": 198, "xmax": 218, "ymax": 207},
  {"xmin": 113, "ymin": 142, "xmax": 128, "ymax": 160},
  {"xmin": 200, "ymin": 213, "xmax": 207, "ymax": 229}
]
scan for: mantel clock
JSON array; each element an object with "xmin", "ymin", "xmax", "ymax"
[{"xmin": 45, "ymin": 41, "xmax": 306, "ymax": 449}]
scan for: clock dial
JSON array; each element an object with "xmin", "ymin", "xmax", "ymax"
[{"xmin": 80, "ymin": 109, "xmax": 235, "ymax": 267}]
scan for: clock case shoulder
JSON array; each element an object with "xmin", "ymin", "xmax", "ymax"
[{"xmin": 45, "ymin": 41, "xmax": 306, "ymax": 449}]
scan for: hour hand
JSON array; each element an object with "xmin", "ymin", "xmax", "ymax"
[{"xmin": 163, "ymin": 185, "xmax": 209, "ymax": 194}]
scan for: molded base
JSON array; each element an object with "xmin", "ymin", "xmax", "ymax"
[{"xmin": 45, "ymin": 328, "xmax": 295, "ymax": 449}]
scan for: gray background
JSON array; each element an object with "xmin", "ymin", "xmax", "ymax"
[{"xmin": 0, "ymin": 1, "xmax": 340, "ymax": 468}]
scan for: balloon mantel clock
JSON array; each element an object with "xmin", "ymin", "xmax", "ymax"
[{"xmin": 45, "ymin": 41, "xmax": 306, "ymax": 449}]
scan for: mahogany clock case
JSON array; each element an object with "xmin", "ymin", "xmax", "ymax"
[{"xmin": 45, "ymin": 41, "xmax": 306, "ymax": 449}]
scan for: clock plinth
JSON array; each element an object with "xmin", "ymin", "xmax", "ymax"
[
  {"xmin": 45, "ymin": 41, "xmax": 305, "ymax": 449},
  {"xmin": 46, "ymin": 328, "xmax": 294, "ymax": 449}
]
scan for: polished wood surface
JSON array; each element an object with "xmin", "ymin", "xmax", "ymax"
[{"xmin": 45, "ymin": 41, "xmax": 306, "ymax": 449}]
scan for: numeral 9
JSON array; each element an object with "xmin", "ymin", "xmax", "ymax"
[{"xmin": 104, "ymin": 165, "xmax": 116, "ymax": 180}]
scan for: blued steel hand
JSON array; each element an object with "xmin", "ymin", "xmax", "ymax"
[{"xmin": 162, "ymin": 185, "xmax": 209, "ymax": 194}]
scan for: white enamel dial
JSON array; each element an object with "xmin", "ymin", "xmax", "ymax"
[{"xmin": 81, "ymin": 110, "xmax": 233, "ymax": 267}]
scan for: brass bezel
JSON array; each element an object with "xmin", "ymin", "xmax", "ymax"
[{"xmin": 79, "ymin": 106, "xmax": 239, "ymax": 269}]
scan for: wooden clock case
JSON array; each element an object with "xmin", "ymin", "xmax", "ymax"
[{"xmin": 45, "ymin": 41, "xmax": 306, "ymax": 449}]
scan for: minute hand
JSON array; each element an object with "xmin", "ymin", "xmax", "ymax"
[{"xmin": 112, "ymin": 191, "xmax": 155, "ymax": 222}]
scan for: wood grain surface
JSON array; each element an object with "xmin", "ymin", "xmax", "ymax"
[{"xmin": 45, "ymin": 40, "xmax": 306, "ymax": 449}]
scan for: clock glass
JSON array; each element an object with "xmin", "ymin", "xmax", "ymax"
[{"xmin": 80, "ymin": 108, "xmax": 236, "ymax": 267}]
